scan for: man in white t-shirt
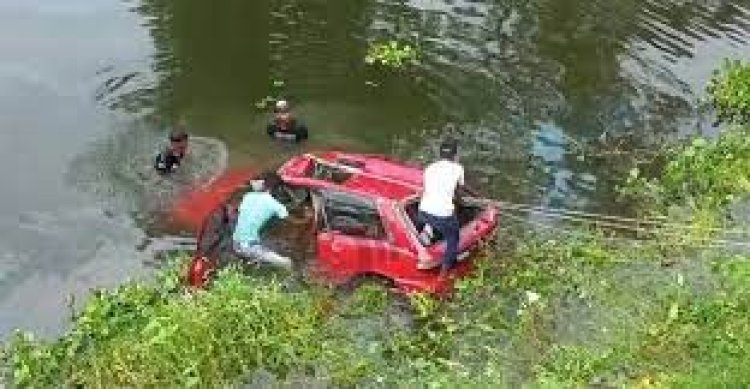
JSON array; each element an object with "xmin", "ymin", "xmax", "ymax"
[{"xmin": 418, "ymin": 139, "xmax": 464, "ymax": 276}]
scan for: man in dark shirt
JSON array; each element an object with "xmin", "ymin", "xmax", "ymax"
[
  {"xmin": 266, "ymin": 100, "xmax": 308, "ymax": 143},
  {"xmin": 154, "ymin": 129, "xmax": 189, "ymax": 174}
]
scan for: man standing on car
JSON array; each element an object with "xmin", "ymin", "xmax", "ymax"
[
  {"xmin": 232, "ymin": 171, "xmax": 292, "ymax": 267},
  {"xmin": 418, "ymin": 139, "xmax": 464, "ymax": 277}
]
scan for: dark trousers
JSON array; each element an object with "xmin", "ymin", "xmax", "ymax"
[{"xmin": 419, "ymin": 211, "xmax": 460, "ymax": 271}]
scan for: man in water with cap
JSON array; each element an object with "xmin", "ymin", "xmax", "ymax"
[
  {"xmin": 418, "ymin": 139, "xmax": 465, "ymax": 277},
  {"xmin": 267, "ymin": 100, "xmax": 309, "ymax": 143}
]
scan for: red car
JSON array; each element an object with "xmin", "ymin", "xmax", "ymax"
[{"xmin": 173, "ymin": 152, "xmax": 499, "ymax": 295}]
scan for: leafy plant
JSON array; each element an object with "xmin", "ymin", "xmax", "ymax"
[
  {"xmin": 663, "ymin": 131, "xmax": 750, "ymax": 209},
  {"xmin": 2, "ymin": 259, "xmax": 331, "ymax": 387},
  {"xmin": 622, "ymin": 127, "xmax": 750, "ymax": 216},
  {"xmin": 707, "ymin": 59, "xmax": 750, "ymax": 125},
  {"xmin": 365, "ymin": 40, "xmax": 418, "ymax": 69}
]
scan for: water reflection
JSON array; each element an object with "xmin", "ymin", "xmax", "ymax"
[
  {"xmin": 97, "ymin": 0, "xmax": 750, "ymax": 211},
  {"xmin": 100, "ymin": 1, "xmax": 434, "ymax": 169},
  {"xmin": 0, "ymin": 0, "xmax": 158, "ymax": 339},
  {"xmin": 369, "ymin": 0, "xmax": 750, "ymax": 210}
]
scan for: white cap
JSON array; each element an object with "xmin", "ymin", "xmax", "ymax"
[
  {"xmin": 250, "ymin": 180, "xmax": 264, "ymax": 192},
  {"xmin": 275, "ymin": 100, "xmax": 289, "ymax": 111}
]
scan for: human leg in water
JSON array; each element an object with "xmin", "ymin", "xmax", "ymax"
[{"xmin": 233, "ymin": 241, "xmax": 292, "ymax": 268}]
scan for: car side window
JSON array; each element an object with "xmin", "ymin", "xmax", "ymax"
[
  {"xmin": 271, "ymin": 183, "xmax": 309, "ymax": 210},
  {"xmin": 322, "ymin": 191, "xmax": 385, "ymax": 240}
]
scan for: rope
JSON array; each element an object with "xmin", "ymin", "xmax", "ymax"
[
  {"xmin": 500, "ymin": 205, "xmax": 750, "ymax": 249},
  {"xmin": 474, "ymin": 198, "xmax": 750, "ymax": 238}
]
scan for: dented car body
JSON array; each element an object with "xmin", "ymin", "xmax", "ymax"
[{"xmin": 177, "ymin": 152, "xmax": 499, "ymax": 295}]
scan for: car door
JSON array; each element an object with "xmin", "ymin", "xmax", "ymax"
[{"xmin": 315, "ymin": 190, "xmax": 394, "ymax": 282}]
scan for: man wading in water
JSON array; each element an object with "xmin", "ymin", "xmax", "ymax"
[
  {"xmin": 267, "ymin": 100, "xmax": 309, "ymax": 143},
  {"xmin": 154, "ymin": 121, "xmax": 189, "ymax": 174},
  {"xmin": 418, "ymin": 139, "xmax": 465, "ymax": 278}
]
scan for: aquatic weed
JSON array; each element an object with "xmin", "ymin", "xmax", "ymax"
[{"xmin": 365, "ymin": 40, "xmax": 419, "ymax": 69}]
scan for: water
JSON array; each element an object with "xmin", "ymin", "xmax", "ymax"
[{"xmin": 1, "ymin": 0, "xmax": 749, "ymax": 339}]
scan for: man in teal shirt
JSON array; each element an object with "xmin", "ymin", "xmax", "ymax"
[{"xmin": 232, "ymin": 171, "xmax": 292, "ymax": 267}]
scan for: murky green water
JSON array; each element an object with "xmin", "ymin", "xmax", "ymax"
[{"xmin": 1, "ymin": 0, "xmax": 749, "ymax": 338}]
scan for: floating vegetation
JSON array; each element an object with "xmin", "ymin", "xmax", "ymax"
[
  {"xmin": 254, "ymin": 95, "xmax": 276, "ymax": 110},
  {"xmin": 253, "ymin": 80, "xmax": 287, "ymax": 110},
  {"xmin": 365, "ymin": 40, "xmax": 418, "ymax": 69}
]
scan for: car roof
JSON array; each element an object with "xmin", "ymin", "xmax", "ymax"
[{"xmin": 279, "ymin": 152, "xmax": 423, "ymax": 202}]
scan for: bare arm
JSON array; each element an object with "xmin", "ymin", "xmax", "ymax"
[{"xmin": 453, "ymin": 168, "xmax": 467, "ymax": 208}]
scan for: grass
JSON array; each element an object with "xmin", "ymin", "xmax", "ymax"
[
  {"xmin": 3, "ymin": 225, "xmax": 748, "ymax": 387},
  {"xmin": 3, "ymin": 262, "xmax": 331, "ymax": 387}
]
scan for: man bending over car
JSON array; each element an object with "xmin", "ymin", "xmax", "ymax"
[{"xmin": 232, "ymin": 171, "xmax": 292, "ymax": 267}]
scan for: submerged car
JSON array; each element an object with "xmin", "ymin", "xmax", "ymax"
[{"xmin": 173, "ymin": 152, "xmax": 499, "ymax": 295}]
